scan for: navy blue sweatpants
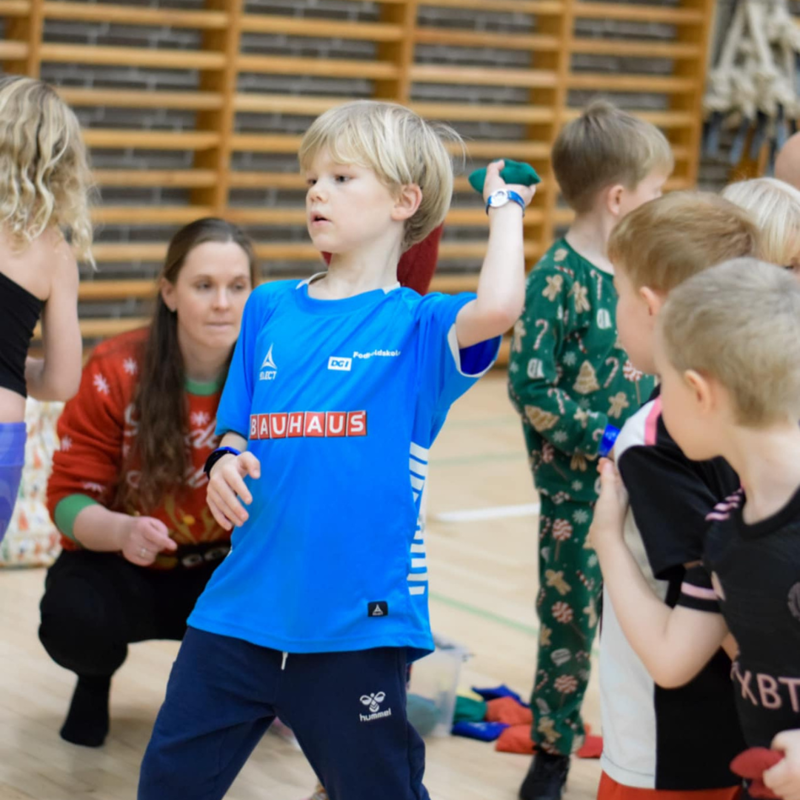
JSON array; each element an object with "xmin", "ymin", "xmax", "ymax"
[{"xmin": 138, "ymin": 627, "xmax": 429, "ymax": 800}]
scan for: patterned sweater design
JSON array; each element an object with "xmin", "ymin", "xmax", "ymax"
[
  {"xmin": 47, "ymin": 327, "xmax": 230, "ymax": 569},
  {"xmin": 508, "ymin": 239, "xmax": 655, "ymax": 503}
]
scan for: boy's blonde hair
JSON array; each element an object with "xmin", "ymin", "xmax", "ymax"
[
  {"xmin": 298, "ymin": 100, "xmax": 459, "ymax": 250},
  {"xmin": 0, "ymin": 75, "xmax": 94, "ymax": 264},
  {"xmin": 552, "ymin": 100, "xmax": 674, "ymax": 213},
  {"xmin": 722, "ymin": 178, "xmax": 800, "ymax": 269},
  {"xmin": 608, "ymin": 191, "xmax": 759, "ymax": 291},
  {"xmin": 660, "ymin": 258, "xmax": 800, "ymax": 426}
]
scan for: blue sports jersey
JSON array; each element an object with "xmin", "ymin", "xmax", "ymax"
[{"xmin": 188, "ymin": 278, "xmax": 500, "ymax": 657}]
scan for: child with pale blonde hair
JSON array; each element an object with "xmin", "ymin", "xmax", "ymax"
[
  {"xmin": 0, "ymin": 75, "xmax": 94, "ymax": 542},
  {"xmin": 139, "ymin": 99, "xmax": 534, "ymax": 800},
  {"xmin": 722, "ymin": 178, "xmax": 800, "ymax": 272},
  {"xmin": 592, "ymin": 258, "xmax": 800, "ymax": 799}
]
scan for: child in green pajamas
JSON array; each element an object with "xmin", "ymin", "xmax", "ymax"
[{"xmin": 508, "ymin": 101, "xmax": 671, "ymax": 800}]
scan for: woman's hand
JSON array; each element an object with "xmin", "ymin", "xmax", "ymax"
[
  {"xmin": 589, "ymin": 457, "xmax": 629, "ymax": 553},
  {"xmin": 121, "ymin": 516, "xmax": 177, "ymax": 566},
  {"xmin": 765, "ymin": 731, "xmax": 800, "ymax": 800},
  {"xmin": 207, "ymin": 452, "xmax": 262, "ymax": 531}
]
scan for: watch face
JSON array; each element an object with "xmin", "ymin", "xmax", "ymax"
[{"xmin": 489, "ymin": 190, "xmax": 509, "ymax": 206}]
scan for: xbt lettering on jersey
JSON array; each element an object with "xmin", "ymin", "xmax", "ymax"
[
  {"xmin": 249, "ymin": 410, "xmax": 367, "ymax": 440},
  {"xmin": 732, "ymin": 662, "xmax": 800, "ymax": 712}
]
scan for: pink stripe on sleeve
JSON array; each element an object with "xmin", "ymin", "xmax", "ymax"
[
  {"xmin": 681, "ymin": 582, "xmax": 718, "ymax": 601},
  {"xmin": 645, "ymin": 397, "xmax": 662, "ymax": 446}
]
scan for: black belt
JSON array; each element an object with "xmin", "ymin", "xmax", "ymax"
[{"xmin": 170, "ymin": 541, "xmax": 231, "ymax": 570}]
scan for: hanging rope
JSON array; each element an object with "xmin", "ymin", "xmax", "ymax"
[{"xmin": 703, "ymin": 0, "xmax": 800, "ymax": 173}]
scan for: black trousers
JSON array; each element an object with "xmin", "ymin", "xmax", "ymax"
[
  {"xmin": 139, "ymin": 628, "xmax": 429, "ymax": 800},
  {"xmin": 39, "ymin": 548, "xmax": 221, "ymax": 678}
]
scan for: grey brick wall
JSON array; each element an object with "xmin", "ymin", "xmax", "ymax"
[{"xmin": 1, "ymin": 0, "xmax": 769, "ymax": 327}]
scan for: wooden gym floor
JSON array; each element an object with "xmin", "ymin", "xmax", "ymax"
[{"xmin": 0, "ymin": 374, "xmax": 602, "ymax": 800}]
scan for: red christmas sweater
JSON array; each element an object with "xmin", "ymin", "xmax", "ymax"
[{"xmin": 47, "ymin": 327, "xmax": 230, "ymax": 569}]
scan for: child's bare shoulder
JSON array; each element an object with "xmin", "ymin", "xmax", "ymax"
[
  {"xmin": 37, "ymin": 228, "xmax": 78, "ymax": 298},
  {"xmin": 0, "ymin": 224, "xmax": 73, "ymax": 299}
]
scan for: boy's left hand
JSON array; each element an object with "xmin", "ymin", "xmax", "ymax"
[
  {"xmin": 589, "ymin": 458, "xmax": 629, "ymax": 552},
  {"xmin": 482, "ymin": 160, "xmax": 536, "ymax": 209},
  {"xmin": 764, "ymin": 731, "xmax": 800, "ymax": 800}
]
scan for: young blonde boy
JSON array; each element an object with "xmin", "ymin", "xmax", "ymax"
[
  {"xmin": 592, "ymin": 258, "xmax": 800, "ymax": 800},
  {"xmin": 595, "ymin": 192, "xmax": 760, "ymax": 800},
  {"xmin": 721, "ymin": 178, "xmax": 800, "ymax": 272},
  {"xmin": 508, "ymin": 101, "xmax": 670, "ymax": 800},
  {"xmin": 138, "ymin": 100, "xmax": 534, "ymax": 800}
]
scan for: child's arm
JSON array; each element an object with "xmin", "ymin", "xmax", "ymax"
[
  {"xmin": 206, "ymin": 432, "xmax": 261, "ymax": 531},
  {"xmin": 456, "ymin": 161, "xmax": 535, "ymax": 348},
  {"xmin": 592, "ymin": 459, "xmax": 730, "ymax": 687},
  {"xmin": 26, "ymin": 236, "xmax": 82, "ymax": 401},
  {"xmin": 765, "ymin": 730, "xmax": 800, "ymax": 800}
]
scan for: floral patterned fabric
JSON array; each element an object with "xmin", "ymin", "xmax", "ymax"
[
  {"xmin": 0, "ymin": 400, "xmax": 63, "ymax": 567},
  {"xmin": 508, "ymin": 239, "xmax": 654, "ymax": 504},
  {"xmin": 508, "ymin": 239, "xmax": 654, "ymax": 755},
  {"xmin": 532, "ymin": 495, "xmax": 599, "ymax": 754}
]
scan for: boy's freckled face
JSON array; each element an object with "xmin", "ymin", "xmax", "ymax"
[
  {"xmin": 614, "ymin": 267, "xmax": 656, "ymax": 375},
  {"xmin": 304, "ymin": 148, "xmax": 398, "ymax": 254}
]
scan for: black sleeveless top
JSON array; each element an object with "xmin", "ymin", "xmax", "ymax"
[{"xmin": 0, "ymin": 271, "xmax": 45, "ymax": 397}]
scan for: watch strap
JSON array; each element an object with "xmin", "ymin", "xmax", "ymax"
[
  {"xmin": 204, "ymin": 446, "xmax": 241, "ymax": 478},
  {"xmin": 485, "ymin": 189, "xmax": 526, "ymax": 216}
]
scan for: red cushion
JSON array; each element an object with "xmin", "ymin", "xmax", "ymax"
[{"xmin": 486, "ymin": 697, "xmax": 533, "ymax": 726}]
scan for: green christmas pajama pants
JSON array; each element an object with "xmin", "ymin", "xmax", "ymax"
[{"xmin": 530, "ymin": 494, "xmax": 601, "ymax": 756}]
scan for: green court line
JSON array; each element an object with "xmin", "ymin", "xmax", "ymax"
[
  {"xmin": 430, "ymin": 590, "xmax": 602, "ymax": 656},
  {"xmin": 430, "ymin": 591, "xmax": 539, "ymax": 637},
  {"xmin": 431, "ymin": 451, "xmax": 526, "ymax": 467}
]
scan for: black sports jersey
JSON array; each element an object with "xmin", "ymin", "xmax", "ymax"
[
  {"xmin": 680, "ymin": 486, "xmax": 800, "ymax": 748},
  {"xmin": 600, "ymin": 390, "xmax": 744, "ymax": 789}
]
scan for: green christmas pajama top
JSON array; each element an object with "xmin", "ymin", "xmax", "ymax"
[{"xmin": 508, "ymin": 239, "xmax": 655, "ymax": 755}]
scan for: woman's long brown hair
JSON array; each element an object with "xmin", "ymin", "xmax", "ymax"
[{"xmin": 119, "ymin": 218, "xmax": 257, "ymax": 512}]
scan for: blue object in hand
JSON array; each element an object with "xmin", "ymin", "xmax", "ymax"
[{"xmin": 598, "ymin": 424, "xmax": 621, "ymax": 458}]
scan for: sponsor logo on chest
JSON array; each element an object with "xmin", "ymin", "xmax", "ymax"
[
  {"xmin": 328, "ymin": 357, "xmax": 352, "ymax": 371},
  {"xmin": 249, "ymin": 410, "xmax": 367, "ymax": 440},
  {"xmin": 259, "ymin": 344, "xmax": 277, "ymax": 381}
]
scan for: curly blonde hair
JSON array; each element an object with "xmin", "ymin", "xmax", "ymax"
[{"xmin": 0, "ymin": 75, "xmax": 94, "ymax": 264}]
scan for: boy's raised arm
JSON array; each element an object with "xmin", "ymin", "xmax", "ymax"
[
  {"xmin": 591, "ymin": 459, "xmax": 729, "ymax": 687},
  {"xmin": 456, "ymin": 160, "xmax": 535, "ymax": 348}
]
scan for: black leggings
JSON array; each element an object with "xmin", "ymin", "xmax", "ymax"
[{"xmin": 39, "ymin": 548, "xmax": 220, "ymax": 678}]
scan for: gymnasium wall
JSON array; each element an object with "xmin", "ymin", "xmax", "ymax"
[{"xmin": 0, "ymin": 0, "xmax": 717, "ymax": 350}]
